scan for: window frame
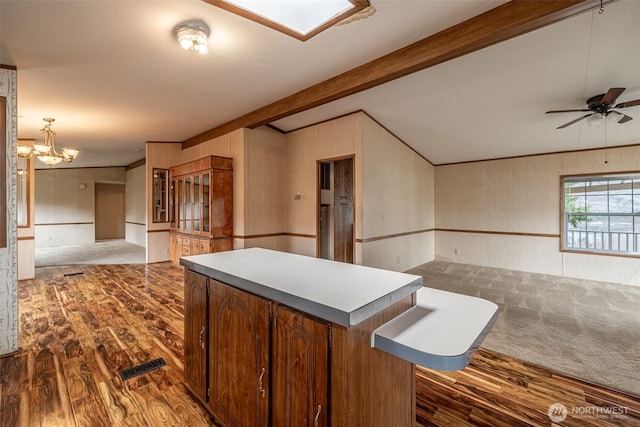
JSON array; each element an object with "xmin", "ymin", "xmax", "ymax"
[{"xmin": 561, "ymin": 171, "xmax": 640, "ymax": 258}]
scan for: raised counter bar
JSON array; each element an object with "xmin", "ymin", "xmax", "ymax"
[
  {"xmin": 372, "ymin": 287, "xmax": 498, "ymax": 371},
  {"xmin": 180, "ymin": 247, "xmax": 423, "ymax": 327}
]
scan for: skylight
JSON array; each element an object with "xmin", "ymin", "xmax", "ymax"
[{"xmin": 209, "ymin": 0, "xmax": 369, "ymax": 41}]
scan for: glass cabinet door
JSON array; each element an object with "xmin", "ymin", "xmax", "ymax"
[
  {"xmin": 177, "ymin": 178, "xmax": 183, "ymax": 230},
  {"xmin": 193, "ymin": 175, "xmax": 201, "ymax": 232},
  {"xmin": 169, "ymin": 178, "xmax": 176, "ymax": 228},
  {"xmin": 185, "ymin": 176, "xmax": 192, "ymax": 231},
  {"xmin": 202, "ymin": 173, "xmax": 211, "ymax": 234},
  {"xmin": 153, "ymin": 169, "xmax": 168, "ymax": 223}
]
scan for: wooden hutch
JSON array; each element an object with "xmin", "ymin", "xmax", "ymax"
[{"xmin": 168, "ymin": 155, "xmax": 233, "ymax": 264}]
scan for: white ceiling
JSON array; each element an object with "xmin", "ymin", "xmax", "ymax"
[{"xmin": 1, "ymin": 0, "xmax": 639, "ymax": 168}]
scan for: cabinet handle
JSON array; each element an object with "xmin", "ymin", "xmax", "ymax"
[
  {"xmin": 314, "ymin": 405, "xmax": 321, "ymax": 427},
  {"xmin": 258, "ymin": 367, "xmax": 266, "ymax": 397},
  {"xmin": 198, "ymin": 326, "xmax": 205, "ymax": 349}
]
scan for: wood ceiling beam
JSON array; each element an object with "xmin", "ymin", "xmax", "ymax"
[{"xmin": 183, "ymin": 0, "xmax": 613, "ymax": 148}]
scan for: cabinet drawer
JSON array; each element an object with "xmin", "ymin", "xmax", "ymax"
[{"xmin": 182, "ymin": 245, "xmax": 191, "ymax": 256}]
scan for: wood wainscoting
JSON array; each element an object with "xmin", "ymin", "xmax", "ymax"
[{"xmin": 1, "ymin": 263, "xmax": 638, "ymax": 426}]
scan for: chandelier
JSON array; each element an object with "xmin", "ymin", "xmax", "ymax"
[{"xmin": 17, "ymin": 118, "xmax": 79, "ymax": 166}]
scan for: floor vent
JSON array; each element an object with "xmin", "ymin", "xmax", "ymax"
[
  {"xmin": 64, "ymin": 272, "xmax": 85, "ymax": 277},
  {"xmin": 119, "ymin": 358, "xmax": 167, "ymax": 381}
]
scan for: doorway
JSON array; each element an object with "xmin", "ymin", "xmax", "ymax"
[
  {"xmin": 95, "ymin": 182, "xmax": 125, "ymax": 240},
  {"xmin": 317, "ymin": 157, "xmax": 354, "ymax": 263}
]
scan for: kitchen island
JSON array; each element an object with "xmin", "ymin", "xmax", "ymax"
[
  {"xmin": 181, "ymin": 248, "xmax": 497, "ymax": 427},
  {"xmin": 181, "ymin": 248, "xmax": 422, "ymax": 427}
]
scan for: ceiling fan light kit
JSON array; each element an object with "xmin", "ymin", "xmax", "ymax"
[
  {"xmin": 606, "ymin": 110, "xmax": 624, "ymax": 123},
  {"xmin": 546, "ymin": 87, "xmax": 640, "ymax": 129},
  {"xmin": 586, "ymin": 112, "xmax": 603, "ymax": 127}
]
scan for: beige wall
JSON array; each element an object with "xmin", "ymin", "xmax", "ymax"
[
  {"xmin": 361, "ymin": 114, "xmax": 435, "ymax": 271},
  {"xmin": 278, "ymin": 112, "xmax": 434, "ymax": 271},
  {"xmin": 125, "ymin": 164, "xmax": 145, "ymax": 246},
  {"xmin": 144, "ymin": 112, "xmax": 434, "ymax": 272},
  {"xmin": 243, "ymin": 127, "xmax": 288, "ymax": 251},
  {"xmin": 435, "ymin": 145, "xmax": 640, "ymax": 285},
  {"xmin": 284, "ymin": 113, "xmax": 362, "ymax": 258},
  {"xmin": 35, "ymin": 167, "xmax": 126, "ymax": 247},
  {"xmin": 145, "ymin": 142, "xmax": 180, "ymax": 262}
]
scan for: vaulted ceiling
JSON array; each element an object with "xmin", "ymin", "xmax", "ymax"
[{"xmin": 1, "ymin": 0, "xmax": 638, "ymax": 168}]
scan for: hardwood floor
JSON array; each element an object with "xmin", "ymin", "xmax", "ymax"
[
  {"xmin": 1, "ymin": 263, "xmax": 638, "ymax": 426},
  {"xmin": 417, "ymin": 349, "xmax": 640, "ymax": 427},
  {"xmin": 0, "ymin": 263, "xmax": 218, "ymax": 427}
]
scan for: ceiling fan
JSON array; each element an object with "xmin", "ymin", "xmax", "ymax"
[{"xmin": 546, "ymin": 87, "xmax": 640, "ymax": 129}]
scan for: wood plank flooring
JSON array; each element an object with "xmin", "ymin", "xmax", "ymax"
[
  {"xmin": 1, "ymin": 263, "xmax": 638, "ymax": 426},
  {"xmin": 0, "ymin": 264, "xmax": 218, "ymax": 427},
  {"xmin": 417, "ymin": 349, "xmax": 640, "ymax": 426}
]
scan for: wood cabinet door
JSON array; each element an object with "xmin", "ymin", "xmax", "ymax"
[
  {"xmin": 209, "ymin": 280, "xmax": 270, "ymax": 427},
  {"xmin": 211, "ymin": 169, "xmax": 233, "ymax": 238},
  {"xmin": 184, "ymin": 271, "xmax": 208, "ymax": 402},
  {"xmin": 272, "ymin": 305, "xmax": 330, "ymax": 427},
  {"xmin": 199, "ymin": 239, "xmax": 211, "ymax": 254},
  {"xmin": 333, "ymin": 158, "xmax": 353, "ymax": 263},
  {"xmin": 168, "ymin": 234, "xmax": 176, "ymax": 263},
  {"xmin": 190, "ymin": 238, "xmax": 201, "ymax": 256}
]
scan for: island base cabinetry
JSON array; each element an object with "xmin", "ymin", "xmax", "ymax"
[
  {"xmin": 184, "ymin": 271, "xmax": 208, "ymax": 401},
  {"xmin": 272, "ymin": 305, "xmax": 330, "ymax": 427},
  {"xmin": 184, "ymin": 269, "xmax": 414, "ymax": 427}
]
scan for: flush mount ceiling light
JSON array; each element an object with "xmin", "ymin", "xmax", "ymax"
[
  {"xmin": 205, "ymin": 0, "xmax": 369, "ymax": 41},
  {"xmin": 176, "ymin": 21, "xmax": 210, "ymax": 54}
]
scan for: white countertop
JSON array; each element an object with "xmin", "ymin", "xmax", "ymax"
[
  {"xmin": 372, "ymin": 287, "xmax": 498, "ymax": 371},
  {"xmin": 181, "ymin": 248, "xmax": 422, "ymax": 327}
]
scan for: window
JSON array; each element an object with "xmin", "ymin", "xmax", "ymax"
[
  {"xmin": 208, "ymin": 0, "xmax": 369, "ymax": 41},
  {"xmin": 563, "ymin": 173, "xmax": 640, "ymax": 255}
]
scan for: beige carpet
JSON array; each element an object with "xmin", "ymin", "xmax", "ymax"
[
  {"xmin": 407, "ymin": 261, "xmax": 640, "ymax": 398},
  {"xmin": 35, "ymin": 240, "xmax": 145, "ymax": 267}
]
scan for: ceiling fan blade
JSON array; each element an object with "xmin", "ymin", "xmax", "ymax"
[
  {"xmin": 556, "ymin": 114, "xmax": 592, "ymax": 129},
  {"xmin": 546, "ymin": 109, "xmax": 591, "ymax": 114},
  {"xmin": 615, "ymin": 99, "xmax": 640, "ymax": 109},
  {"xmin": 600, "ymin": 87, "xmax": 625, "ymax": 105},
  {"xmin": 618, "ymin": 114, "xmax": 633, "ymax": 124}
]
